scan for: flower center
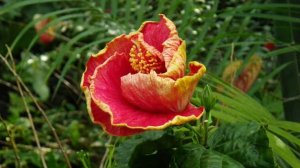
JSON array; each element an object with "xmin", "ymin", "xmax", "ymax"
[{"xmin": 129, "ymin": 42, "xmax": 165, "ymax": 74}]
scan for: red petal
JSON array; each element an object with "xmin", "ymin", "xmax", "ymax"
[
  {"xmin": 81, "ymin": 35, "xmax": 133, "ymax": 89},
  {"xmin": 90, "ymin": 97, "xmax": 144, "ymax": 136},
  {"xmin": 139, "ymin": 15, "xmax": 172, "ymax": 52},
  {"xmin": 40, "ymin": 33, "xmax": 55, "ymax": 44},
  {"xmin": 106, "ymin": 102, "xmax": 204, "ymax": 129},
  {"xmin": 264, "ymin": 42, "xmax": 276, "ymax": 51},
  {"xmin": 83, "ymin": 84, "xmax": 144, "ymax": 136},
  {"xmin": 85, "ymin": 52, "xmax": 143, "ymax": 136},
  {"xmin": 139, "ymin": 15, "xmax": 182, "ymax": 72},
  {"xmin": 90, "ymin": 51, "xmax": 204, "ymax": 129}
]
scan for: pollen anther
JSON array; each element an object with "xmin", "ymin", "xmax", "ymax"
[{"xmin": 129, "ymin": 42, "xmax": 165, "ymax": 73}]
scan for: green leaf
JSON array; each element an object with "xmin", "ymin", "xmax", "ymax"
[
  {"xmin": 32, "ymin": 71, "xmax": 49, "ymax": 101},
  {"xmin": 248, "ymin": 63, "xmax": 289, "ymax": 95},
  {"xmin": 208, "ymin": 122, "xmax": 274, "ymax": 168},
  {"xmin": 201, "ymin": 74, "xmax": 300, "ymax": 167},
  {"xmin": 115, "ymin": 131, "xmax": 174, "ymax": 168},
  {"xmin": 202, "ymin": 74, "xmax": 276, "ymax": 121},
  {"xmin": 19, "ymin": 150, "xmax": 42, "ymax": 167},
  {"xmin": 189, "ymin": 0, "xmax": 219, "ymax": 60},
  {"xmin": 268, "ymin": 125, "xmax": 300, "ymax": 147},
  {"xmin": 171, "ymin": 143, "xmax": 244, "ymax": 168},
  {"xmin": 20, "ymin": 52, "xmax": 50, "ymax": 101},
  {"xmin": 0, "ymin": 0, "xmax": 78, "ymax": 16},
  {"xmin": 264, "ymin": 44, "xmax": 300, "ymax": 58},
  {"xmin": 8, "ymin": 92, "xmax": 33, "ymax": 123},
  {"xmin": 171, "ymin": 143, "xmax": 206, "ymax": 168},
  {"xmin": 68, "ymin": 120, "xmax": 80, "ymax": 146},
  {"xmin": 270, "ymin": 120, "xmax": 300, "ymax": 132},
  {"xmin": 210, "ymin": 109, "xmax": 241, "ymax": 123},
  {"xmin": 46, "ymin": 151, "xmax": 68, "ymax": 168},
  {"xmin": 267, "ymin": 132, "xmax": 300, "ymax": 168}
]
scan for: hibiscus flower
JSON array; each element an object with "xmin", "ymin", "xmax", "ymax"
[{"xmin": 81, "ymin": 14, "xmax": 206, "ymax": 136}]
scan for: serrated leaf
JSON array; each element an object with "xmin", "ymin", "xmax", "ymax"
[
  {"xmin": 171, "ymin": 143, "xmax": 244, "ymax": 168},
  {"xmin": 208, "ymin": 122, "xmax": 274, "ymax": 168},
  {"xmin": 171, "ymin": 143, "xmax": 206, "ymax": 168}
]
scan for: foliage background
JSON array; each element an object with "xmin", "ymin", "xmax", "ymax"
[{"xmin": 0, "ymin": 0, "xmax": 300, "ymax": 167}]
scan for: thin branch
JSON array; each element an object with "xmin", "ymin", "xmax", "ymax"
[
  {"xmin": 6, "ymin": 48, "xmax": 48, "ymax": 168},
  {"xmin": 0, "ymin": 115, "xmax": 21, "ymax": 168},
  {"xmin": 0, "ymin": 79, "xmax": 18, "ymax": 91},
  {"xmin": 0, "ymin": 140, "xmax": 79, "ymax": 154},
  {"xmin": 284, "ymin": 94, "xmax": 300, "ymax": 103},
  {"xmin": 0, "ymin": 140, "xmax": 51, "ymax": 151},
  {"xmin": 0, "ymin": 52, "xmax": 72, "ymax": 168}
]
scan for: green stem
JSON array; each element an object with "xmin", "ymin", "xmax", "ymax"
[
  {"xmin": 203, "ymin": 110, "xmax": 210, "ymax": 148},
  {"xmin": 204, "ymin": 119, "xmax": 209, "ymax": 147}
]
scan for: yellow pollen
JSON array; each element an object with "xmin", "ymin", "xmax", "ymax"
[{"xmin": 129, "ymin": 43, "xmax": 164, "ymax": 73}]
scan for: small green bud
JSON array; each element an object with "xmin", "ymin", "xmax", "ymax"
[{"xmin": 200, "ymin": 84, "xmax": 217, "ymax": 113}]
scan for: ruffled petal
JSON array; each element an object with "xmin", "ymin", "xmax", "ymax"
[
  {"xmin": 159, "ymin": 14, "xmax": 182, "ymax": 68},
  {"xmin": 81, "ymin": 34, "xmax": 133, "ymax": 89},
  {"xmin": 89, "ymin": 50, "xmax": 205, "ymax": 129},
  {"xmin": 83, "ymin": 88, "xmax": 144, "ymax": 136},
  {"xmin": 92, "ymin": 95, "xmax": 204, "ymax": 129},
  {"xmin": 83, "ymin": 52, "xmax": 144, "ymax": 136},
  {"xmin": 138, "ymin": 15, "xmax": 171, "ymax": 52},
  {"xmin": 139, "ymin": 14, "xmax": 183, "ymax": 73},
  {"xmin": 120, "ymin": 61, "xmax": 206, "ymax": 113},
  {"xmin": 162, "ymin": 35, "xmax": 182, "ymax": 69},
  {"xmin": 159, "ymin": 41, "xmax": 186, "ymax": 80}
]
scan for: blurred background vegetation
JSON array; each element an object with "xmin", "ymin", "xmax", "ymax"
[{"xmin": 0, "ymin": 0, "xmax": 300, "ymax": 167}]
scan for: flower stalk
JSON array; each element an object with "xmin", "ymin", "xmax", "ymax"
[{"xmin": 200, "ymin": 85, "xmax": 216, "ymax": 147}]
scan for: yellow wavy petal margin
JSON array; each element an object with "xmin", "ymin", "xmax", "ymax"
[{"xmin": 159, "ymin": 41, "xmax": 186, "ymax": 79}]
